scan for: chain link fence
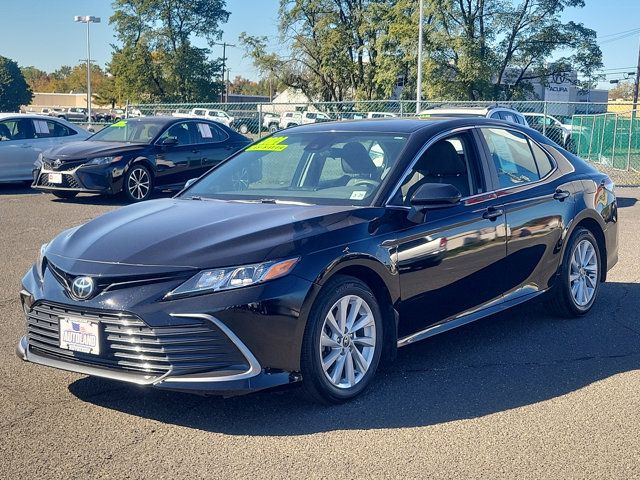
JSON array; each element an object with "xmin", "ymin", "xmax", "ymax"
[{"xmin": 126, "ymin": 99, "xmax": 640, "ymax": 185}]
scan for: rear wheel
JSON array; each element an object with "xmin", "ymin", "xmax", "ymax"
[
  {"xmin": 301, "ymin": 275, "xmax": 383, "ymax": 404},
  {"xmin": 268, "ymin": 124, "xmax": 278, "ymax": 133},
  {"xmin": 545, "ymin": 227, "xmax": 601, "ymax": 317},
  {"xmin": 123, "ymin": 164, "xmax": 153, "ymax": 202},
  {"xmin": 51, "ymin": 191, "xmax": 78, "ymax": 199},
  {"xmin": 239, "ymin": 124, "xmax": 249, "ymax": 135}
]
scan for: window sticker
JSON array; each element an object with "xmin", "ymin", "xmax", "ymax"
[
  {"xmin": 112, "ymin": 120, "xmax": 127, "ymax": 127},
  {"xmin": 197, "ymin": 123, "xmax": 213, "ymax": 138},
  {"xmin": 350, "ymin": 191, "xmax": 367, "ymax": 200},
  {"xmin": 246, "ymin": 136, "xmax": 289, "ymax": 152},
  {"xmin": 33, "ymin": 120, "xmax": 49, "ymax": 135}
]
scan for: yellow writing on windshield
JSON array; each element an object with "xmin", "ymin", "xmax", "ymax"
[{"xmin": 246, "ymin": 136, "xmax": 288, "ymax": 152}]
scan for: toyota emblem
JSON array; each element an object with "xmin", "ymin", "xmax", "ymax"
[{"xmin": 71, "ymin": 276, "xmax": 95, "ymax": 300}]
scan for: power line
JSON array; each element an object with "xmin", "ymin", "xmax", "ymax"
[
  {"xmin": 599, "ymin": 27, "xmax": 640, "ymax": 39},
  {"xmin": 599, "ymin": 29, "xmax": 640, "ymax": 45}
]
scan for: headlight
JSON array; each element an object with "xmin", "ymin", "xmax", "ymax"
[
  {"xmin": 36, "ymin": 243, "xmax": 47, "ymax": 281},
  {"xmin": 88, "ymin": 156, "xmax": 120, "ymax": 165},
  {"xmin": 165, "ymin": 257, "xmax": 299, "ymax": 298}
]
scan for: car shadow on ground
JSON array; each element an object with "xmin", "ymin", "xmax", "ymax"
[
  {"xmin": 617, "ymin": 197, "xmax": 638, "ymax": 208},
  {"xmin": 69, "ymin": 281, "xmax": 640, "ymax": 436},
  {"xmin": 0, "ymin": 183, "xmax": 38, "ymax": 195}
]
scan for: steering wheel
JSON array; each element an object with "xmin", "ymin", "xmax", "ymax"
[{"xmin": 348, "ymin": 179, "xmax": 379, "ymax": 189}]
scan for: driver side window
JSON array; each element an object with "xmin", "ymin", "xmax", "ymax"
[{"xmin": 391, "ymin": 131, "xmax": 484, "ymax": 206}]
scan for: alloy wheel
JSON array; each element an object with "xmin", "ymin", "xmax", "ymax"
[
  {"xmin": 569, "ymin": 239, "xmax": 598, "ymax": 307},
  {"xmin": 319, "ymin": 294, "xmax": 376, "ymax": 389},
  {"xmin": 128, "ymin": 167, "xmax": 150, "ymax": 200}
]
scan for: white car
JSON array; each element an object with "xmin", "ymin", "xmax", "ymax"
[
  {"xmin": 0, "ymin": 114, "xmax": 90, "ymax": 183},
  {"xmin": 189, "ymin": 108, "xmax": 234, "ymax": 127},
  {"xmin": 419, "ymin": 106, "xmax": 529, "ymax": 126},
  {"xmin": 279, "ymin": 111, "xmax": 332, "ymax": 129}
]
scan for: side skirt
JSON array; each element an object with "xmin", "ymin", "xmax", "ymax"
[{"xmin": 397, "ymin": 290, "xmax": 546, "ymax": 348}]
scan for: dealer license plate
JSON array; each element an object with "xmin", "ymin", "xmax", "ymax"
[
  {"xmin": 48, "ymin": 173, "xmax": 62, "ymax": 184},
  {"xmin": 59, "ymin": 317, "xmax": 100, "ymax": 355}
]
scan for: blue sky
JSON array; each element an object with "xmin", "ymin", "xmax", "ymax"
[{"xmin": 0, "ymin": 0, "xmax": 637, "ymax": 89}]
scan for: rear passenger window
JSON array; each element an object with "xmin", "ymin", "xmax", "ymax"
[
  {"xmin": 481, "ymin": 128, "xmax": 550, "ymax": 188},
  {"xmin": 530, "ymin": 140, "xmax": 554, "ymax": 177},
  {"xmin": 194, "ymin": 123, "xmax": 228, "ymax": 143}
]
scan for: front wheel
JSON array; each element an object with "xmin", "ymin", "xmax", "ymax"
[
  {"xmin": 545, "ymin": 227, "xmax": 601, "ymax": 317},
  {"xmin": 301, "ymin": 275, "xmax": 383, "ymax": 404},
  {"xmin": 123, "ymin": 164, "xmax": 153, "ymax": 202},
  {"xmin": 268, "ymin": 124, "xmax": 278, "ymax": 133},
  {"xmin": 239, "ymin": 124, "xmax": 249, "ymax": 135}
]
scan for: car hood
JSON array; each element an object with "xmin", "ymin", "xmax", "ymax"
[
  {"xmin": 43, "ymin": 140, "xmax": 147, "ymax": 161},
  {"xmin": 46, "ymin": 198, "xmax": 372, "ymax": 274}
]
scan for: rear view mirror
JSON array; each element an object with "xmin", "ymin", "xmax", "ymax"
[{"xmin": 408, "ymin": 183, "xmax": 461, "ymax": 223}]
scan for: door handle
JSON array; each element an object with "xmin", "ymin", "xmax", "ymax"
[
  {"xmin": 553, "ymin": 189, "xmax": 570, "ymax": 201},
  {"xmin": 191, "ymin": 149, "xmax": 200, "ymax": 153},
  {"xmin": 482, "ymin": 208, "xmax": 504, "ymax": 221}
]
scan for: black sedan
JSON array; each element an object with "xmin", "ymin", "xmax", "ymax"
[
  {"xmin": 32, "ymin": 117, "xmax": 250, "ymax": 202},
  {"xmin": 17, "ymin": 118, "xmax": 618, "ymax": 403}
]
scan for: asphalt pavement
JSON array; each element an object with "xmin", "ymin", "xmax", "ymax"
[{"xmin": 1, "ymin": 185, "xmax": 639, "ymax": 479}]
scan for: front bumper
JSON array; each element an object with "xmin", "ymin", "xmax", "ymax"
[
  {"xmin": 32, "ymin": 162, "xmax": 124, "ymax": 195},
  {"xmin": 16, "ymin": 335, "xmax": 293, "ymax": 395},
  {"xmin": 17, "ymin": 264, "xmax": 317, "ymax": 395}
]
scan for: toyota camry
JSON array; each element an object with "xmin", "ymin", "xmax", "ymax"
[{"xmin": 17, "ymin": 118, "xmax": 618, "ymax": 403}]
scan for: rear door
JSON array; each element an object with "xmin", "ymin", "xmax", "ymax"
[
  {"xmin": 388, "ymin": 128, "xmax": 509, "ymax": 340},
  {"xmin": 478, "ymin": 127, "xmax": 576, "ymax": 302},
  {"xmin": 0, "ymin": 118, "xmax": 37, "ymax": 181}
]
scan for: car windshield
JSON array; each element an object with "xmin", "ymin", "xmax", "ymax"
[
  {"xmin": 182, "ymin": 132, "xmax": 409, "ymax": 206},
  {"xmin": 89, "ymin": 119, "xmax": 167, "ymax": 143}
]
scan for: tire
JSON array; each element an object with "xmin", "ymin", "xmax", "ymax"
[
  {"xmin": 239, "ymin": 124, "xmax": 249, "ymax": 135},
  {"xmin": 545, "ymin": 227, "xmax": 601, "ymax": 318},
  {"xmin": 301, "ymin": 275, "xmax": 383, "ymax": 404},
  {"xmin": 565, "ymin": 138, "xmax": 576, "ymax": 154},
  {"xmin": 51, "ymin": 191, "xmax": 78, "ymax": 199},
  {"xmin": 123, "ymin": 164, "xmax": 153, "ymax": 202},
  {"xmin": 268, "ymin": 124, "xmax": 278, "ymax": 133}
]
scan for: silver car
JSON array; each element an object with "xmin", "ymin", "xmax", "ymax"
[{"xmin": 0, "ymin": 114, "xmax": 90, "ymax": 183}]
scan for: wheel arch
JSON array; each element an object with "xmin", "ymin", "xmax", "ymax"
[
  {"xmin": 301, "ymin": 256, "xmax": 399, "ymax": 366},
  {"xmin": 566, "ymin": 213, "xmax": 607, "ymax": 282}
]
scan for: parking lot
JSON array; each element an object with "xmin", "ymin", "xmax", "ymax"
[{"xmin": 0, "ymin": 185, "xmax": 639, "ymax": 479}]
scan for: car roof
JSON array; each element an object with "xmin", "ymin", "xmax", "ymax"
[
  {"xmin": 0, "ymin": 112, "xmax": 57, "ymax": 120},
  {"xmin": 278, "ymin": 116, "xmax": 523, "ymax": 135}
]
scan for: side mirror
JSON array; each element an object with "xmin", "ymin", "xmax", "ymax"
[
  {"xmin": 408, "ymin": 183, "xmax": 461, "ymax": 223},
  {"xmin": 161, "ymin": 137, "xmax": 178, "ymax": 146},
  {"xmin": 184, "ymin": 178, "xmax": 198, "ymax": 189}
]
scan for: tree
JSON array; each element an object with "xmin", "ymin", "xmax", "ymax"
[
  {"xmin": 609, "ymin": 81, "xmax": 635, "ymax": 101},
  {"xmin": 421, "ymin": 0, "xmax": 603, "ymax": 100},
  {"xmin": 108, "ymin": 0, "xmax": 230, "ymax": 102},
  {"xmin": 241, "ymin": 0, "xmax": 400, "ymax": 102},
  {"xmin": 0, "ymin": 56, "xmax": 33, "ymax": 111}
]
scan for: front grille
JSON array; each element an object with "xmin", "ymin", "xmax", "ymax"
[
  {"xmin": 43, "ymin": 159, "xmax": 87, "ymax": 171},
  {"xmin": 37, "ymin": 173, "xmax": 81, "ymax": 189},
  {"xmin": 27, "ymin": 302, "xmax": 249, "ymax": 376}
]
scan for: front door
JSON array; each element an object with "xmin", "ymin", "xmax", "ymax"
[
  {"xmin": 388, "ymin": 129, "xmax": 508, "ymax": 339},
  {"xmin": 154, "ymin": 121, "xmax": 200, "ymax": 187}
]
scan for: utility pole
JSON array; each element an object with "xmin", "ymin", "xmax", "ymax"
[
  {"xmin": 633, "ymin": 34, "xmax": 640, "ymax": 109},
  {"xmin": 214, "ymin": 42, "xmax": 236, "ymax": 103},
  {"xmin": 416, "ymin": 0, "xmax": 424, "ymax": 114},
  {"xmin": 225, "ymin": 69, "xmax": 231, "ymax": 103}
]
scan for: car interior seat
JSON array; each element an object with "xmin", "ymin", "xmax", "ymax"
[
  {"xmin": 341, "ymin": 142, "xmax": 378, "ymax": 184},
  {"xmin": 404, "ymin": 139, "xmax": 470, "ymax": 203},
  {"xmin": 0, "ymin": 124, "xmax": 11, "ymax": 141}
]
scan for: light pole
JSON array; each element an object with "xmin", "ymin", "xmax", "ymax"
[
  {"xmin": 213, "ymin": 42, "xmax": 236, "ymax": 103},
  {"xmin": 74, "ymin": 15, "xmax": 101, "ymax": 124},
  {"xmin": 416, "ymin": 0, "xmax": 424, "ymax": 114}
]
